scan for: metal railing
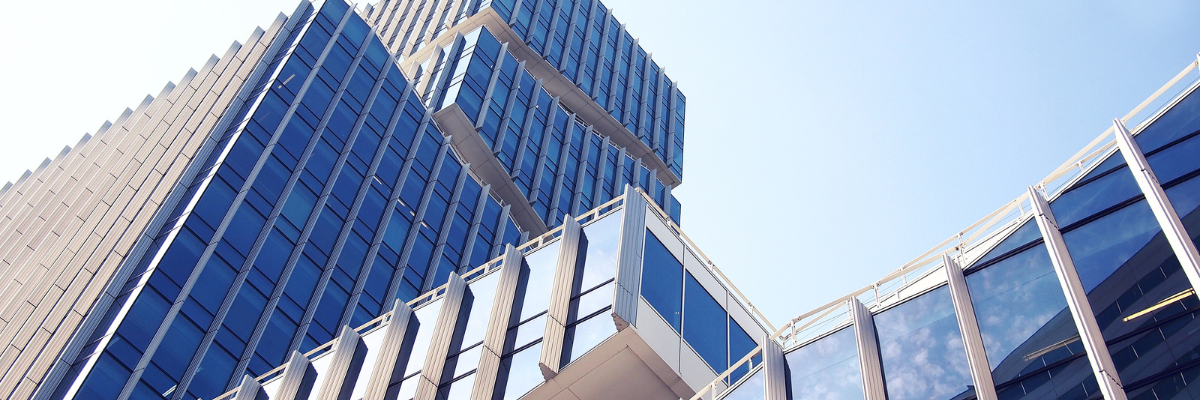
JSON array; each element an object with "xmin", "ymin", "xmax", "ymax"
[{"xmin": 692, "ymin": 55, "xmax": 1200, "ymax": 400}]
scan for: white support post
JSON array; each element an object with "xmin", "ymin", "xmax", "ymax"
[
  {"xmin": 539, "ymin": 215, "xmax": 583, "ymax": 379},
  {"xmin": 1028, "ymin": 187, "xmax": 1128, "ymax": 400},
  {"xmin": 848, "ymin": 298, "xmax": 886, "ymax": 400},
  {"xmin": 942, "ymin": 254, "xmax": 998, "ymax": 400},
  {"xmin": 1112, "ymin": 119, "xmax": 1200, "ymax": 296},
  {"xmin": 762, "ymin": 337, "xmax": 788, "ymax": 400}
]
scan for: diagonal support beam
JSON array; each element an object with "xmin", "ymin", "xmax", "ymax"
[
  {"xmin": 1028, "ymin": 187, "xmax": 1127, "ymax": 400},
  {"xmin": 1112, "ymin": 119, "xmax": 1200, "ymax": 298}
]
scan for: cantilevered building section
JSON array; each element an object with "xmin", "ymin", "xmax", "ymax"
[
  {"xmin": 703, "ymin": 58, "xmax": 1200, "ymax": 400},
  {"xmin": 203, "ymin": 188, "xmax": 769, "ymax": 400}
]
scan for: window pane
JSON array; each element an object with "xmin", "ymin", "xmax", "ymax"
[
  {"xmin": 784, "ymin": 326, "xmax": 863, "ymax": 400},
  {"xmin": 561, "ymin": 313, "xmax": 616, "ymax": 365},
  {"xmin": 513, "ymin": 242, "xmax": 561, "ymax": 322},
  {"xmin": 493, "ymin": 341, "xmax": 544, "ymax": 400},
  {"xmin": 684, "ymin": 272, "xmax": 727, "ymax": 373},
  {"xmin": 720, "ymin": 368, "xmax": 764, "ymax": 400},
  {"xmin": 577, "ymin": 210, "xmax": 623, "ymax": 291},
  {"xmin": 965, "ymin": 243, "xmax": 1097, "ymax": 396},
  {"xmin": 874, "ymin": 285, "xmax": 973, "ymax": 400},
  {"xmin": 642, "ymin": 231, "xmax": 682, "ymax": 332}
]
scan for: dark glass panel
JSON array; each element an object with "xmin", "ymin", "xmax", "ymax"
[
  {"xmin": 1049, "ymin": 166, "xmax": 1140, "ymax": 228},
  {"xmin": 684, "ymin": 272, "xmax": 727, "ymax": 372},
  {"xmin": 641, "ymin": 231, "xmax": 682, "ymax": 332}
]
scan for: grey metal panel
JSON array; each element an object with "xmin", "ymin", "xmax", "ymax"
[
  {"xmin": 363, "ymin": 300, "xmax": 415, "ymax": 400},
  {"xmin": 1028, "ymin": 187, "xmax": 1128, "ymax": 400},
  {"xmin": 849, "ymin": 298, "xmax": 885, "ymax": 400},
  {"xmin": 275, "ymin": 351, "xmax": 318, "ymax": 400},
  {"xmin": 414, "ymin": 273, "xmax": 469, "ymax": 400},
  {"xmin": 942, "ymin": 254, "xmax": 997, "ymax": 400},
  {"xmin": 612, "ymin": 184, "xmax": 646, "ymax": 330},
  {"xmin": 762, "ymin": 336, "xmax": 787, "ymax": 400},
  {"xmin": 315, "ymin": 326, "xmax": 367, "ymax": 400},
  {"xmin": 1113, "ymin": 119, "xmax": 1200, "ymax": 297},
  {"xmin": 538, "ymin": 214, "xmax": 582, "ymax": 378},
  {"xmin": 470, "ymin": 244, "xmax": 524, "ymax": 400},
  {"xmin": 233, "ymin": 375, "xmax": 266, "ymax": 400}
]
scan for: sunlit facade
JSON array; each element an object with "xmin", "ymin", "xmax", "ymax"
[{"xmin": 711, "ymin": 60, "xmax": 1200, "ymax": 400}]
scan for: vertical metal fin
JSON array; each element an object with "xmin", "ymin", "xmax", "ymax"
[
  {"xmin": 315, "ymin": 326, "xmax": 366, "ymax": 400},
  {"xmin": 1113, "ymin": 119, "xmax": 1200, "ymax": 297},
  {"xmin": 539, "ymin": 215, "xmax": 583, "ymax": 378},
  {"xmin": 274, "ymin": 351, "xmax": 317, "ymax": 400},
  {"xmin": 1028, "ymin": 187, "xmax": 1128, "ymax": 400},
  {"xmin": 943, "ymin": 255, "xmax": 998, "ymax": 400},
  {"xmin": 415, "ymin": 273, "xmax": 469, "ymax": 400},
  {"xmin": 471, "ymin": 245, "xmax": 525, "ymax": 400},
  {"xmin": 232, "ymin": 375, "xmax": 265, "ymax": 400},
  {"xmin": 849, "ymin": 298, "xmax": 886, "ymax": 400},
  {"xmin": 612, "ymin": 185, "xmax": 647, "ymax": 330},
  {"xmin": 362, "ymin": 301, "xmax": 415, "ymax": 400},
  {"xmin": 762, "ymin": 337, "xmax": 788, "ymax": 400}
]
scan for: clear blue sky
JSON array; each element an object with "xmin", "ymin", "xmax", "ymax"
[{"xmin": 1, "ymin": 0, "xmax": 1197, "ymax": 327}]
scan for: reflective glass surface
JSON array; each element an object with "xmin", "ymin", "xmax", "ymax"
[
  {"xmin": 561, "ymin": 313, "xmax": 615, "ymax": 365},
  {"xmin": 577, "ymin": 210, "xmax": 622, "ymax": 291},
  {"xmin": 513, "ymin": 242, "xmax": 561, "ymax": 322},
  {"xmin": 494, "ymin": 341, "xmax": 544, "ymax": 400},
  {"xmin": 785, "ymin": 326, "xmax": 864, "ymax": 400},
  {"xmin": 405, "ymin": 298, "xmax": 444, "ymax": 376},
  {"xmin": 965, "ymin": 243, "xmax": 1097, "ymax": 397},
  {"xmin": 874, "ymin": 285, "xmax": 973, "ymax": 400},
  {"xmin": 720, "ymin": 368, "xmax": 764, "ymax": 400}
]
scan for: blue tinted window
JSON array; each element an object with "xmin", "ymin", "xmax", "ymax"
[
  {"xmin": 874, "ymin": 286, "xmax": 973, "ymax": 400},
  {"xmin": 1134, "ymin": 87, "xmax": 1200, "ymax": 153},
  {"xmin": 1049, "ymin": 166, "xmax": 1140, "ymax": 228},
  {"xmin": 641, "ymin": 231, "xmax": 682, "ymax": 331},
  {"xmin": 684, "ymin": 272, "xmax": 726, "ymax": 372}
]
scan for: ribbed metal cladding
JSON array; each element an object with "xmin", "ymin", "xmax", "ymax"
[
  {"xmin": 414, "ymin": 273, "xmax": 469, "ymax": 400},
  {"xmin": 275, "ymin": 351, "xmax": 317, "ymax": 400},
  {"xmin": 612, "ymin": 185, "xmax": 646, "ymax": 330},
  {"xmin": 538, "ymin": 215, "xmax": 583, "ymax": 378},
  {"xmin": 1028, "ymin": 187, "xmax": 1129, "ymax": 400},
  {"xmin": 232, "ymin": 375, "xmax": 266, "ymax": 400},
  {"xmin": 762, "ymin": 336, "xmax": 788, "ymax": 400},
  {"xmin": 942, "ymin": 254, "xmax": 998, "ymax": 400},
  {"xmin": 1113, "ymin": 119, "xmax": 1200, "ymax": 296},
  {"xmin": 849, "ymin": 298, "xmax": 886, "ymax": 400},
  {"xmin": 362, "ymin": 300, "xmax": 415, "ymax": 400},
  {"xmin": 23, "ymin": 13, "xmax": 291, "ymax": 399},
  {"xmin": 469, "ymin": 244, "xmax": 524, "ymax": 400},
  {"xmin": 314, "ymin": 326, "xmax": 367, "ymax": 400}
]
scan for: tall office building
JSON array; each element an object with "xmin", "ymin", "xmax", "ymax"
[
  {"xmin": 0, "ymin": 0, "xmax": 695, "ymax": 398},
  {"xmin": 4, "ymin": 0, "xmax": 1200, "ymax": 400}
]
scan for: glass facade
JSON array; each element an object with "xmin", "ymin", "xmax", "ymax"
[
  {"xmin": 59, "ymin": 2, "xmax": 537, "ymax": 398},
  {"xmin": 365, "ymin": 0, "xmax": 686, "ymax": 180},
  {"xmin": 706, "ymin": 68, "xmax": 1200, "ymax": 400}
]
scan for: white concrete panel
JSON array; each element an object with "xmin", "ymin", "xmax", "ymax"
[
  {"xmin": 636, "ymin": 298, "xmax": 680, "ymax": 372},
  {"xmin": 726, "ymin": 296, "xmax": 764, "ymax": 346},
  {"xmin": 677, "ymin": 341, "xmax": 718, "ymax": 394},
  {"xmin": 643, "ymin": 210, "xmax": 684, "ymax": 262}
]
